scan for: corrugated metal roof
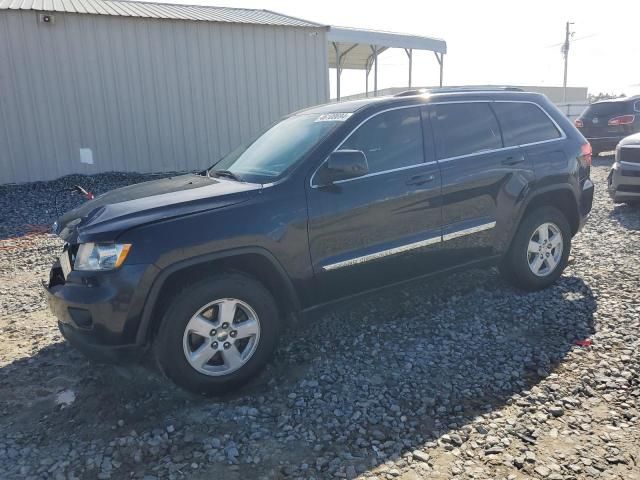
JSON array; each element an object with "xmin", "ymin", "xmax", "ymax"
[{"xmin": 0, "ymin": 0, "xmax": 324, "ymax": 27}]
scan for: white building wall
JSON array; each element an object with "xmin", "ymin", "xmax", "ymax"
[{"xmin": 0, "ymin": 11, "xmax": 328, "ymax": 184}]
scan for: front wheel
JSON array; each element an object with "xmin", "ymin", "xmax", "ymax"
[
  {"xmin": 499, "ymin": 206, "xmax": 571, "ymax": 291},
  {"xmin": 154, "ymin": 274, "xmax": 281, "ymax": 395}
]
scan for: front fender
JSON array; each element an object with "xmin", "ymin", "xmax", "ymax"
[{"xmin": 134, "ymin": 247, "xmax": 300, "ymax": 345}]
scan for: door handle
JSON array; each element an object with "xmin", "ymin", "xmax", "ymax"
[
  {"xmin": 502, "ymin": 155, "xmax": 525, "ymax": 166},
  {"xmin": 406, "ymin": 174, "xmax": 436, "ymax": 186}
]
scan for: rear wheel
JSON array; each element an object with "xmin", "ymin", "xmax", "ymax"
[
  {"xmin": 154, "ymin": 273, "xmax": 281, "ymax": 394},
  {"xmin": 499, "ymin": 206, "xmax": 571, "ymax": 291}
]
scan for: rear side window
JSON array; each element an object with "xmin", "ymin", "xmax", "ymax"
[
  {"xmin": 430, "ymin": 103, "xmax": 502, "ymax": 159},
  {"xmin": 492, "ymin": 102, "xmax": 561, "ymax": 147},
  {"xmin": 341, "ymin": 107, "xmax": 424, "ymax": 173},
  {"xmin": 634, "ymin": 101, "xmax": 640, "ymax": 113}
]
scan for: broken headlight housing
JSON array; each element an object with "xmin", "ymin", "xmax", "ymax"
[{"xmin": 74, "ymin": 243, "xmax": 131, "ymax": 271}]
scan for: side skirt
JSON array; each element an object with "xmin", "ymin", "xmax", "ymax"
[{"xmin": 300, "ymin": 254, "xmax": 503, "ymax": 319}]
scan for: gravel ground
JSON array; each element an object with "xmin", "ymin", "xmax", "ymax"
[{"xmin": 0, "ymin": 158, "xmax": 638, "ymax": 480}]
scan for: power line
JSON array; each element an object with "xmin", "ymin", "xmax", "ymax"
[{"xmin": 546, "ymin": 33, "xmax": 598, "ymax": 48}]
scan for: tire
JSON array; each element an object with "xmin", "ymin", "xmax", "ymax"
[
  {"xmin": 154, "ymin": 273, "xmax": 281, "ymax": 395},
  {"xmin": 499, "ymin": 206, "xmax": 571, "ymax": 291}
]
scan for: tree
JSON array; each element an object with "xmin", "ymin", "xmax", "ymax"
[{"xmin": 588, "ymin": 92, "xmax": 626, "ymax": 103}]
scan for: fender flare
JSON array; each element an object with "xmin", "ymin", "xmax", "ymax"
[
  {"xmin": 134, "ymin": 247, "xmax": 301, "ymax": 345},
  {"xmin": 503, "ymin": 183, "xmax": 579, "ymax": 250}
]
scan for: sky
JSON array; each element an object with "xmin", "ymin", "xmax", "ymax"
[{"xmin": 165, "ymin": 0, "xmax": 640, "ymax": 99}]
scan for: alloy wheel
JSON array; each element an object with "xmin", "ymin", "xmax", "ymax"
[
  {"xmin": 182, "ymin": 298, "xmax": 261, "ymax": 376},
  {"xmin": 527, "ymin": 222, "xmax": 564, "ymax": 277}
]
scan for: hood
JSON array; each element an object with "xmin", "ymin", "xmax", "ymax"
[
  {"xmin": 55, "ymin": 174, "xmax": 261, "ymax": 243},
  {"xmin": 619, "ymin": 132, "xmax": 640, "ymax": 146}
]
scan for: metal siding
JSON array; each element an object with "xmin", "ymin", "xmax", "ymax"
[
  {"xmin": 274, "ymin": 27, "xmax": 290, "ymax": 115},
  {"xmin": 0, "ymin": 11, "xmax": 328, "ymax": 183},
  {"xmin": 0, "ymin": 13, "xmax": 19, "ymax": 182}
]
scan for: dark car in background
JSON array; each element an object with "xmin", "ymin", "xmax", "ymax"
[
  {"xmin": 608, "ymin": 132, "xmax": 640, "ymax": 205},
  {"xmin": 45, "ymin": 88, "xmax": 594, "ymax": 394},
  {"xmin": 575, "ymin": 95, "xmax": 640, "ymax": 156}
]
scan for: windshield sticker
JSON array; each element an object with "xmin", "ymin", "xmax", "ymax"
[{"xmin": 315, "ymin": 113, "xmax": 353, "ymax": 122}]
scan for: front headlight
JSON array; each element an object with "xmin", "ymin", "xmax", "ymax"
[{"xmin": 75, "ymin": 243, "xmax": 132, "ymax": 271}]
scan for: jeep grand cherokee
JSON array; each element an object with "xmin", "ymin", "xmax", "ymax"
[{"xmin": 46, "ymin": 88, "xmax": 594, "ymax": 394}]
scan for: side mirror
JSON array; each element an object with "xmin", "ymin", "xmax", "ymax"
[{"xmin": 322, "ymin": 150, "xmax": 369, "ymax": 184}]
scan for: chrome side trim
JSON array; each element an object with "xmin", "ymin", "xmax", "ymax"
[
  {"xmin": 321, "ymin": 221, "xmax": 497, "ymax": 271},
  {"xmin": 332, "ymin": 160, "xmax": 438, "ymax": 185},
  {"xmin": 322, "ymin": 235, "xmax": 440, "ymax": 271},
  {"xmin": 621, "ymin": 144, "xmax": 640, "ymax": 149},
  {"xmin": 442, "ymin": 221, "xmax": 496, "ymax": 242}
]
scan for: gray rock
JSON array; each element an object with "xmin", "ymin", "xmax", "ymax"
[{"xmin": 548, "ymin": 407, "xmax": 564, "ymax": 417}]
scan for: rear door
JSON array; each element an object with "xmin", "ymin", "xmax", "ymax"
[
  {"xmin": 491, "ymin": 101, "xmax": 565, "ymax": 182},
  {"xmin": 306, "ymin": 106, "xmax": 443, "ymax": 302},
  {"xmin": 428, "ymin": 101, "xmax": 533, "ymax": 265}
]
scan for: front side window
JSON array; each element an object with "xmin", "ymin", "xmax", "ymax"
[
  {"xmin": 212, "ymin": 114, "xmax": 342, "ymax": 183},
  {"xmin": 492, "ymin": 102, "xmax": 561, "ymax": 146},
  {"xmin": 430, "ymin": 103, "xmax": 502, "ymax": 159},
  {"xmin": 341, "ymin": 107, "xmax": 424, "ymax": 174}
]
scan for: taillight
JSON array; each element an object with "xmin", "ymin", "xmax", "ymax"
[
  {"xmin": 575, "ymin": 119, "xmax": 583, "ymax": 128},
  {"xmin": 608, "ymin": 114, "xmax": 635, "ymax": 126},
  {"xmin": 580, "ymin": 143, "xmax": 592, "ymax": 167}
]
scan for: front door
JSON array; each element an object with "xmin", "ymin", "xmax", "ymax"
[{"xmin": 306, "ymin": 106, "xmax": 443, "ymax": 303}]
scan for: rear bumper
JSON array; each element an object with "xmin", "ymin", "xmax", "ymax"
[
  {"xmin": 608, "ymin": 162, "xmax": 640, "ymax": 202},
  {"xmin": 578, "ymin": 178, "xmax": 594, "ymax": 231}
]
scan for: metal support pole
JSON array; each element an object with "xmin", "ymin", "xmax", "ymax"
[
  {"xmin": 434, "ymin": 52, "xmax": 444, "ymax": 87},
  {"xmin": 365, "ymin": 60, "xmax": 370, "ymax": 97},
  {"xmin": 372, "ymin": 45, "xmax": 378, "ymax": 96},
  {"xmin": 333, "ymin": 42, "xmax": 341, "ymax": 101},
  {"xmin": 405, "ymin": 48, "xmax": 413, "ymax": 88},
  {"xmin": 365, "ymin": 71, "xmax": 368, "ymax": 98}
]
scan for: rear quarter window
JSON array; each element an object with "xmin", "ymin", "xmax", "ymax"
[{"xmin": 492, "ymin": 102, "xmax": 561, "ymax": 147}]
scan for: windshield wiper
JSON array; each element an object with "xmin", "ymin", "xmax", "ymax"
[{"xmin": 208, "ymin": 169, "xmax": 243, "ymax": 182}]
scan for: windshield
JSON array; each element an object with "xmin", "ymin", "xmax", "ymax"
[{"xmin": 210, "ymin": 113, "xmax": 345, "ymax": 183}]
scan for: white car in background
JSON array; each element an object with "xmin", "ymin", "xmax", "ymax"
[{"xmin": 609, "ymin": 132, "xmax": 640, "ymax": 205}]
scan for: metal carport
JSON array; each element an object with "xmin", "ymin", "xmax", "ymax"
[{"xmin": 328, "ymin": 26, "xmax": 447, "ymax": 100}]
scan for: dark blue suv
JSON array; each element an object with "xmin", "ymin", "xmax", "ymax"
[{"xmin": 46, "ymin": 88, "xmax": 594, "ymax": 394}]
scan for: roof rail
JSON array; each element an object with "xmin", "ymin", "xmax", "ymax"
[
  {"xmin": 394, "ymin": 89, "xmax": 429, "ymax": 97},
  {"xmin": 393, "ymin": 86, "xmax": 524, "ymax": 97}
]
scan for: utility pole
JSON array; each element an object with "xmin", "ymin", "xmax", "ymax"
[{"xmin": 562, "ymin": 21, "xmax": 574, "ymax": 103}]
